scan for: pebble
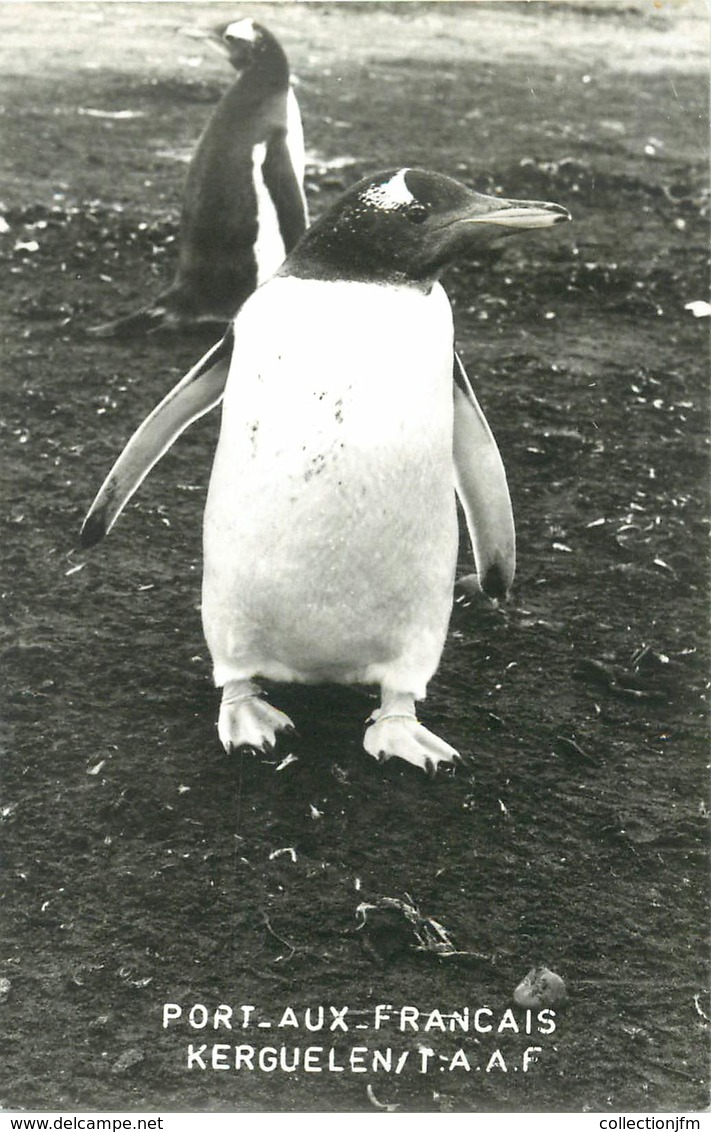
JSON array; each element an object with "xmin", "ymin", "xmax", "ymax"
[
  {"xmin": 514, "ymin": 966, "xmax": 567, "ymax": 1008},
  {"xmin": 111, "ymin": 1048, "xmax": 144, "ymax": 1075}
]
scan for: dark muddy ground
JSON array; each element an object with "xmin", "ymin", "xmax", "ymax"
[{"xmin": 1, "ymin": 0, "xmax": 709, "ymax": 1115}]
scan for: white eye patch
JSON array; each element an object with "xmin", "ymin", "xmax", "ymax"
[
  {"xmin": 223, "ymin": 18, "xmax": 258, "ymax": 42},
  {"xmin": 360, "ymin": 168, "xmax": 414, "ymax": 211}
]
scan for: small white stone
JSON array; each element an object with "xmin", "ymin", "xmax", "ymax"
[
  {"xmin": 514, "ymin": 966, "xmax": 567, "ymax": 1008},
  {"xmin": 685, "ymin": 300, "xmax": 711, "ymax": 319}
]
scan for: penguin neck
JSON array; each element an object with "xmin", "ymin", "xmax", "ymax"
[
  {"xmin": 279, "ymin": 252, "xmax": 437, "ymax": 293},
  {"xmin": 280, "ymin": 213, "xmax": 445, "ymax": 291},
  {"xmin": 229, "ymin": 53, "xmax": 290, "ymax": 105}
]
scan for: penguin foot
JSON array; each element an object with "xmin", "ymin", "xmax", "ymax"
[
  {"xmin": 87, "ymin": 307, "xmax": 170, "ymax": 339},
  {"xmin": 364, "ymin": 711, "xmax": 460, "ymax": 775},
  {"xmin": 217, "ymin": 681, "xmax": 294, "ymax": 753}
]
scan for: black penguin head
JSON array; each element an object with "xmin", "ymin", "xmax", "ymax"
[
  {"xmin": 212, "ymin": 18, "xmax": 290, "ymax": 86},
  {"xmin": 178, "ymin": 18, "xmax": 290, "ymax": 88},
  {"xmin": 284, "ymin": 168, "xmax": 570, "ymax": 287}
]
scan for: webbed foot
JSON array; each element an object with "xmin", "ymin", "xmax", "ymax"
[
  {"xmin": 364, "ymin": 694, "xmax": 460, "ymax": 775},
  {"xmin": 218, "ymin": 680, "xmax": 294, "ymax": 753}
]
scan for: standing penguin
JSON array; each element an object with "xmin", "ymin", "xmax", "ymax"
[
  {"xmin": 81, "ymin": 168, "xmax": 569, "ymax": 773},
  {"xmin": 90, "ymin": 18, "xmax": 308, "ymax": 337}
]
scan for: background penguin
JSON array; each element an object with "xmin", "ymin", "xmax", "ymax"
[
  {"xmin": 90, "ymin": 18, "xmax": 308, "ymax": 338},
  {"xmin": 81, "ymin": 168, "xmax": 569, "ymax": 773}
]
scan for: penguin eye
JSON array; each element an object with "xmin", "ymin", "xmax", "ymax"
[{"xmin": 406, "ymin": 204, "xmax": 429, "ymax": 225}]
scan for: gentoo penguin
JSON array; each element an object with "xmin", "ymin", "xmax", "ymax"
[
  {"xmin": 81, "ymin": 168, "xmax": 570, "ymax": 772},
  {"xmin": 90, "ymin": 18, "xmax": 308, "ymax": 337}
]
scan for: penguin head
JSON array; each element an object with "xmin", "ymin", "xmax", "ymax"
[
  {"xmin": 217, "ymin": 18, "xmax": 289, "ymax": 83},
  {"xmin": 284, "ymin": 168, "xmax": 570, "ymax": 286},
  {"xmin": 179, "ymin": 18, "xmax": 289, "ymax": 86}
]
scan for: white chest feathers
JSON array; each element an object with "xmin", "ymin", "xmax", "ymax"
[
  {"xmin": 203, "ymin": 278, "xmax": 459, "ymax": 693},
  {"xmin": 251, "ymin": 88, "xmax": 307, "ymax": 285},
  {"xmin": 217, "ymin": 277, "xmax": 455, "ymax": 461},
  {"xmin": 250, "ymin": 142, "xmax": 285, "ymax": 286}
]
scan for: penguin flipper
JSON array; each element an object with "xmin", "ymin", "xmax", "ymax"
[
  {"xmin": 262, "ymin": 126, "xmax": 309, "ymax": 248},
  {"xmin": 452, "ymin": 351, "xmax": 516, "ymax": 601},
  {"xmin": 80, "ymin": 328, "xmax": 233, "ymax": 548}
]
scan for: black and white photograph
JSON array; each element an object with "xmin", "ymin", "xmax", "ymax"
[{"xmin": 1, "ymin": 0, "xmax": 708, "ymax": 1118}]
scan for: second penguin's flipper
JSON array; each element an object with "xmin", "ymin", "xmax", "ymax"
[
  {"xmin": 263, "ymin": 127, "xmax": 309, "ymax": 249},
  {"xmin": 452, "ymin": 351, "xmax": 516, "ymax": 601},
  {"xmin": 80, "ymin": 328, "xmax": 233, "ymax": 548}
]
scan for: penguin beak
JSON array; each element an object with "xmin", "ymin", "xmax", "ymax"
[
  {"xmin": 177, "ymin": 23, "xmax": 251, "ymax": 65},
  {"xmin": 177, "ymin": 24, "xmax": 216, "ymax": 44},
  {"xmin": 415, "ymin": 192, "xmax": 570, "ymax": 277},
  {"xmin": 453, "ymin": 195, "xmax": 571, "ymax": 232},
  {"xmin": 177, "ymin": 24, "xmax": 229, "ymax": 58},
  {"xmin": 419, "ymin": 193, "xmax": 570, "ymax": 275}
]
